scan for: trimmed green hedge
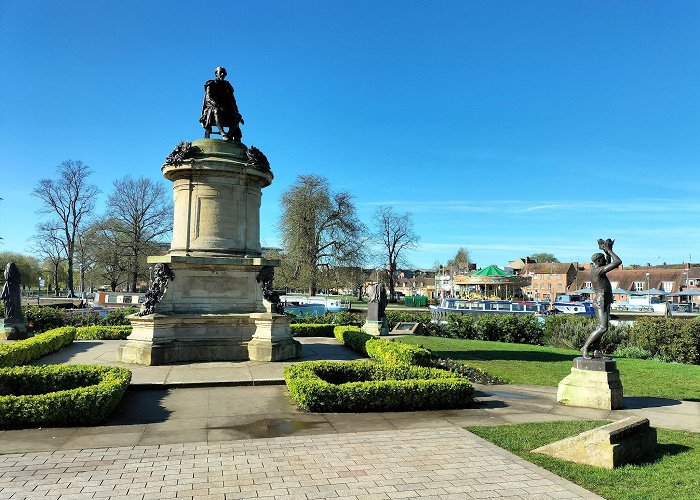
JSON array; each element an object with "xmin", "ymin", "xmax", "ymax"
[
  {"xmin": 74, "ymin": 325, "xmax": 132, "ymax": 340},
  {"xmin": 0, "ymin": 327, "xmax": 76, "ymax": 367},
  {"xmin": 284, "ymin": 360, "xmax": 473, "ymax": 412},
  {"xmin": 23, "ymin": 306, "xmax": 138, "ymax": 334},
  {"xmin": 290, "ymin": 324, "xmax": 336, "ymax": 337},
  {"xmin": 333, "ymin": 326, "xmax": 373, "ymax": 355},
  {"xmin": 366, "ymin": 338, "xmax": 432, "ymax": 367},
  {"xmin": 0, "ymin": 364, "xmax": 131, "ymax": 428},
  {"xmin": 631, "ymin": 317, "xmax": 700, "ymax": 364}
]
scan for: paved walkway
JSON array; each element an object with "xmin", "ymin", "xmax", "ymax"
[
  {"xmin": 2, "ymin": 336, "xmax": 698, "ymax": 498},
  {"xmin": 0, "ymin": 428, "xmax": 601, "ymax": 499}
]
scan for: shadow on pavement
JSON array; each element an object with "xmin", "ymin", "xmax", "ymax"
[
  {"xmin": 623, "ymin": 396, "xmax": 682, "ymax": 409},
  {"xmin": 107, "ymin": 389, "xmax": 172, "ymax": 424},
  {"xmin": 31, "ymin": 341, "xmax": 105, "ymax": 364}
]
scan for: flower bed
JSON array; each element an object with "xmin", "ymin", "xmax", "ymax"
[
  {"xmin": 0, "ymin": 364, "xmax": 131, "ymax": 429},
  {"xmin": 285, "ymin": 360, "xmax": 473, "ymax": 412}
]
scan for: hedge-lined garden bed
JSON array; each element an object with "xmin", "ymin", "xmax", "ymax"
[
  {"xmin": 284, "ymin": 360, "xmax": 473, "ymax": 412},
  {"xmin": 74, "ymin": 325, "xmax": 132, "ymax": 340},
  {"xmin": 0, "ymin": 364, "xmax": 131, "ymax": 428},
  {"xmin": 0, "ymin": 327, "xmax": 76, "ymax": 367}
]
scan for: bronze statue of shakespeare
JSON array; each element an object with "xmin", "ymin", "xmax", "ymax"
[
  {"xmin": 581, "ymin": 238, "xmax": 622, "ymax": 359},
  {"xmin": 199, "ymin": 66, "xmax": 244, "ymax": 141}
]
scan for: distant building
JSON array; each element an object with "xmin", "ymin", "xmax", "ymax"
[{"xmin": 521, "ymin": 262, "xmax": 578, "ymax": 301}]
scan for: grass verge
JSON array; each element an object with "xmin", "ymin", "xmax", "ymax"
[
  {"xmin": 396, "ymin": 335, "xmax": 700, "ymax": 401},
  {"xmin": 467, "ymin": 420, "xmax": 700, "ymax": 500}
]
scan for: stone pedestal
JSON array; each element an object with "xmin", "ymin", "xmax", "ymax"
[
  {"xmin": 118, "ymin": 139, "xmax": 298, "ymax": 365},
  {"xmin": 533, "ymin": 417, "xmax": 657, "ymax": 469},
  {"xmin": 0, "ymin": 320, "xmax": 29, "ymax": 341},
  {"xmin": 557, "ymin": 357, "xmax": 623, "ymax": 410},
  {"xmin": 362, "ymin": 318, "xmax": 389, "ymax": 336}
]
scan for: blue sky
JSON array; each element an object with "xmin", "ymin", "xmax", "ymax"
[{"xmin": 1, "ymin": 1, "xmax": 699, "ymax": 269}]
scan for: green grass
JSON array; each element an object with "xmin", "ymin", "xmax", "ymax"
[
  {"xmin": 396, "ymin": 336, "xmax": 700, "ymax": 401},
  {"xmin": 467, "ymin": 421, "xmax": 700, "ymax": 500}
]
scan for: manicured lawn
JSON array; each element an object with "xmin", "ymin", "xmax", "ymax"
[
  {"xmin": 467, "ymin": 421, "xmax": 700, "ymax": 500},
  {"xmin": 396, "ymin": 336, "xmax": 700, "ymax": 401}
]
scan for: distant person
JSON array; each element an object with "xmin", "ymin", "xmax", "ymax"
[
  {"xmin": 200, "ymin": 66, "xmax": 244, "ymax": 141},
  {"xmin": 581, "ymin": 238, "xmax": 622, "ymax": 359}
]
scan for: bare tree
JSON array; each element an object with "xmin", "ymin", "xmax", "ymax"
[
  {"xmin": 32, "ymin": 160, "xmax": 100, "ymax": 296},
  {"xmin": 448, "ymin": 247, "xmax": 471, "ymax": 273},
  {"xmin": 373, "ymin": 206, "xmax": 419, "ymax": 301},
  {"xmin": 279, "ymin": 175, "xmax": 365, "ymax": 296},
  {"xmin": 32, "ymin": 222, "xmax": 66, "ymax": 296},
  {"xmin": 82, "ymin": 219, "xmax": 130, "ymax": 292},
  {"xmin": 106, "ymin": 176, "xmax": 172, "ymax": 291}
]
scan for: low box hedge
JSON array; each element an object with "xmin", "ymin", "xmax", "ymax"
[
  {"xmin": 284, "ymin": 360, "xmax": 473, "ymax": 412},
  {"xmin": 366, "ymin": 338, "xmax": 432, "ymax": 366},
  {"xmin": 333, "ymin": 326, "xmax": 373, "ymax": 355},
  {"xmin": 74, "ymin": 325, "xmax": 132, "ymax": 340},
  {"xmin": 290, "ymin": 324, "xmax": 336, "ymax": 337},
  {"xmin": 0, "ymin": 327, "xmax": 76, "ymax": 367},
  {"xmin": 0, "ymin": 364, "xmax": 132, "ymax": 428}
]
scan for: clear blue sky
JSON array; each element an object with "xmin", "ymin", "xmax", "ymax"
[{"xmin": 1, "ymin": 1, "xmax": 699, "ymax": 269}]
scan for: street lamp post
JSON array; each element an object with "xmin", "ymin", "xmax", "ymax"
[
  {"xmin": 646, "ymin": 272, "xmax": 650, "ymax": 292},
  {"xmin": 38, "ymin": 277, "xmax": 45, "ymax": 306},
  {"xmin": 79, "ymin": 263, "xmax": 84, "ymax": 300}
]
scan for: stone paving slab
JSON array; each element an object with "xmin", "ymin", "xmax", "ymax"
[{"xmin": 0, "ymin": 427, "xmax": 602, "ymax": 499}]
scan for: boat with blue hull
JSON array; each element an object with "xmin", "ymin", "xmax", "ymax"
[
  {"xmin": 279, "ymin": 295, "xmax": 350, "ymax": 317},
  {"xmin": 430, "ymin": 298, "xmax": 594, "ymax": 322}
]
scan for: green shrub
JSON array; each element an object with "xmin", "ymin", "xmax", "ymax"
[
  {"xmin": 101, "ymin": 307, "xmax": 138, "ymax": 325},
  {"xmin": 631, "ymin": 317, "xmax": 700, "ymax": 364},
  {"xmin": 612, "ymin": 346, "xmax": 655, "ymax": 360},
  {"xmin": 288, "ymin": 311, "xmax": 364, "ymax": 325},
  {"xmin": 544, "ymin": 315, "xmax": 630, "ymax": 353},
  {"xmin": 366, "ymin": 339, "xmax": 432, "ymax": 366},
  {"xmin": 74, "ymin": 325, "xmax": 132, "ymax": 340},
  {"xmin": 333, "ymin": 326, "xmax": 373, "ymax": 355},
  {"xmin": 284, "ymin": 360, "xmax": 473, "ymax": 412},
  {"xmin": 0, "ymin": 327, "xmax": 76, "ymax": 367},
  {"xmin": 290, "ymin": 324, "xmax": 336, "ymax": 337},
  {"xmin": 0, "ymin": 364, "xmax": 131, "ymax": 428},
  {"xmin": 24, "ymin": 306, "xmax": 70, "ymax": 333},
  {"xmin": 445, "ymin": 314, "xmax": 478, "ymax": 339},
  {"xmin": 476, "ymin": 315, "xmax": 544, "ymax": 344}
]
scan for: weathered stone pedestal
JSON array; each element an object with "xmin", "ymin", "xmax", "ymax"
[
  {"xmin": 117, "ymin": 139, "xmax": 300, "ymax": 365},
  {"xmin": 533, "ymin": 417, "xmax": 657, "ymax": 468},
  {"xmin": 0, "ymin": 320, "xmax": 28, "ymax": 341},
  {"xmin": 557, "ymin": 357, "xmax": 623, "ymax": 410},
  {"xmin": 362, "ymin": 318, "xmax": 389, "ymax": 336}
]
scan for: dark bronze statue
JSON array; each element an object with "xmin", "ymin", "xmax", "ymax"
[
  {"xmin": 199, "ymin": 66, "xmax": 244, "ymax": 141},
  {"xmin": 164, "ymin": 141, "xmax": 199, "ymax": 166},
  {"xmin": 137, "ymin": 264, "xmax": 175, "ymax": 316},
  {"xmin": 366, "ymin": 283, "xmax": 388, "ymax": 322},
  {"xmin": 581, "ymin": 238, "xmax": 622, "ymax": 359},
  {"xmin": 1, "ymin": 262, "xmax": 23, "ymax": 323},
  {"xmin": 256, "ymin": 266, "xmax": 283, "ymax": 314}
]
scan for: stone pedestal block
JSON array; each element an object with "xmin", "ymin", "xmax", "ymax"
[
  {"xmin": 247, "ymin": 313, "xmax": 301, "ymax": 361},
  {"xmin": 362, "ymin": 318, "xmax": 389, "ymax": 336},
  {"xmin": 557, "ymin": 357, "xmax": 623, "ymax": 410},
  {"xmin": 119, "ymin": 138, "xmax": 299, "ymax": 365},
  {"xmin": 533, "ymin": 417, "xmax": 657, "ymax": 468},
  {"xmin": 0, "ymin": 320, "xmax": 28, "ymax": 340}
]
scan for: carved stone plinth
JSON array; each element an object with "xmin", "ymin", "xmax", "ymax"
[
  {"xmin": 0, "ymin": 320, "xmax": 28, "ymax": 341},
  {"xmin": 247, "ymin": 313, "xmax": 301, "ymax": 361},
  {"xmin": 557, "ymin": 357, "xmax": 623, "ymax": 410},
  {"xmin": 119, "ymin": 139, "xmax": 298, "ymax": 365},
  {"xmin": 362, "ymin": 318, "xmax": 389, "ymax": 337}
]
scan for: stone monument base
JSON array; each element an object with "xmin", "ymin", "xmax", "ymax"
[
  {"xmin": 0, "ymin": 320, "xmax": 29, "ymax": 341},
  {"xmin": 533, "ymin": 417, "xmax": 657, "ymax": 469},
  {"xmin": 117, "ymin": 312, "xmax": 299, "ymax": 365},
  {"xmin": 362, "ymin": 318, "xmax": 389, "ymax": 336},
  {"xmin": 557, "ymin": 357, "xmax": 623, "ymax": 410}
]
